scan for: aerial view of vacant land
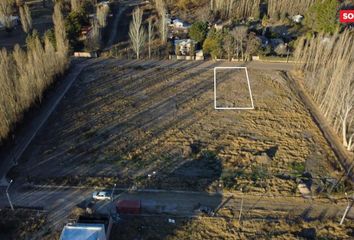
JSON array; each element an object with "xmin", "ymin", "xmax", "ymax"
[
  {"xmin": 13, "ymin": 59, "xmax": 339, "ymax": 196},
  {"xmin": 1, "ymin": 0, "xmax": 353, "ymax": 239}
]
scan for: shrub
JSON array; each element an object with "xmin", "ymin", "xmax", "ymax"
[{"xmin": 250, "ymin": 165, "xmax": 269, "ymax": 182}]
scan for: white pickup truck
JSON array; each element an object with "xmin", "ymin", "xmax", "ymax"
[{"xmin": 92, "ymin": 191, "xmax": 112, "ymax": 201}]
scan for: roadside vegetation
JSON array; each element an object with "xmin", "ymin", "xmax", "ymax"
[
  {"xmin": 0, "ymin": 209, "xmax": 48, "ymax": 239},
  {"xmin": 111, "ymin": 215, "xmax": 354, "ymax": 240}
]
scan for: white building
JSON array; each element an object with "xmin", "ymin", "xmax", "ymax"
[
  {"xmin": 292, "ymin": 15, "xmax": 304, "ymax": 23},
  {"xmin": 174, "ymin": 39, "xmax": 195, "ymax": 56},
  {"xmin": 60, "ymin": 223, "xmax": 107, "ymax": 240},
  {"xmin": 171, "ymin": 18, "xmax": 190, "ymax": 29}
]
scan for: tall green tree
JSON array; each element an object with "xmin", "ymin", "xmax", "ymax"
[
  {"xmin": 203, "ymin": 28, "xmax": 224, "ymax": 59},
  {"xmin": 305, "ymin": 0, "xmax": 340, "ymax": 34},
  {"xmin": 65, "ymin": 10, "xmax": 88, "ymax": 49},
  {"xmin": 189, "ymin": 21, "xmax": 209, "ymax": 44}
]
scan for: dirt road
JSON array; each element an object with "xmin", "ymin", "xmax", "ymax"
[
  {"xmin": 0, "ymin": 186, "xmax": 353, "ymax": 230},
  {"xmin": 105, "ymin": 0, "xmax": 143, "ymax": 48}
]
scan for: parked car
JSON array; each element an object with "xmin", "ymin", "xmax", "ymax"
[{"xmin": 92, "ymin": 191, "xmax": 111, "ymax": 201}]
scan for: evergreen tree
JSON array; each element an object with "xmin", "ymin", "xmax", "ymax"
[
  {"xmin": 305, "ymin": 0, "xmax": 340, "ymax": 34},
  {"xmin": 189, "ymin": 21, "xmax": 209, "ymax": 44}
]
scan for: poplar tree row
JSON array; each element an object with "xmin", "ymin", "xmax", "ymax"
[
  {"xmin": 0, "ymin": 3, "xmax": 69, "ymax": 143},
  {"xmin": 210, "ymin": 0, "xmax": 260, "ymax": 19},
  {"xmin": 267, "ymin": 0, "xmax": 317, "ymax": 19},
  {"xmin": 295, "ymin": 30, "xmax": 354, "ymax": 151}
]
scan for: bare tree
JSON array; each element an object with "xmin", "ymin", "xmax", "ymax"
[
  {"xmin": 210, "ymin": 0, "xmax": 260, "ymax": 19},
  {"xmin": 160, "ymin": 7, "xmax": 168, "ymax": 43},
  {"xmin": 71, "ymin": 0, "xmax": 82, "ymax": 12},
  {"xmin": 148, "ymin": 18, "xmax": 154, "ymax": 59},
  {"xmin": 97, "ymin": 2, "xmax": 110, "ymax": 28},
  {"xmin": 231, "ymin": 26, "xmax": 247, "ymax": 61},
  {"xmin": 223, "ymin": 33, "xmax": 234, "ymax": 61},
  {"xmin": 245, "ymin": 32, "xmax": 261, "ymax": 60},
  {"xmin": 129, "ymin": 7, "xmax": 146, "ymax": 59},
  {"xmin": 19, "ymin": 3, "xmax": 32, "ymax": 34},
  {"xmin": 0, "ymin": 2, "xmax": 69, "ymax": 143},
  {"xmin": 86, "ymin": 20, "xmax": 100, "ymax": 51},
  {"xmin": 268, "ymin": 0, "xmax": 316, "ymax": 19},
  {"xmin": 154, "ymin": 0, "xmax": 166, "ymax": 15},
  {"xmin": 153, "ymin": 0, "xmax": 168, "ymax": 43},
  {"xmin": 53, "ymin": 2, "xmax": 69, "ymax": 68},
  {"xmin": 295, "ymin": 30, "xmax": 354, "ymax": 151}
]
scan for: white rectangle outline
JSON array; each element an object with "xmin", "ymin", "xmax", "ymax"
[{"xmin": 214, "ymin": 67, "xmax": 255, "ymax": 110}]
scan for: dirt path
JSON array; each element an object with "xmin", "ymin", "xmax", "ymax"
[
  {"xmin": 3, "ymin": 185, "xmax": 352, "ymax": 239},
  {"xmin": 285, "ymin": 72, "xmax": 354, "ymax": 181},
  {"xmin": 105, "ymin": 4, "xmax": 127, "ymax": 48},
  {"xmin": 0, "ymin": 186, "xmax": 353, "ymax": 226},
  {"xmin": 105, "ymin": 0, "xmax": 141, "ymax": 48}
]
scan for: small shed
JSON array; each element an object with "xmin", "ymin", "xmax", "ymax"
[
  {"xmin": 116, "ymin": 200, "xmax": 141, "ymax": 214},
  {"xmin": 60, "ymin": 223, "xmax": 106, "ymax": 240}
]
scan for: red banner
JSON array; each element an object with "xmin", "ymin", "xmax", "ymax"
[{"xmin": 340, "ymin": 10, "xmax": 354, "ymax": 23}]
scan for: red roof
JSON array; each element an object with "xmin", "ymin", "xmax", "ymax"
[{"xmin": 116, "ymin": 200, "xmax": 141, "ymax": 208}]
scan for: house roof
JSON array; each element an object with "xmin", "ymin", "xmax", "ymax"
[
  {"xmin": 173, "ymin": 18, "xmax": 184, "ymax": 24},
  {"xmin": 116, "ymin": 200, "xmax": 141, "ymax": 209},
  {"xmin": 172, "ymin": 18, "xmax": 190, "ymax": 28},
  {"xmin": 292, "ymin": 15, "xmax": 304, "ymax": 23},
  {"xmin": 174, "ymin": 39, "xmax": 195, "ymax": 45},
  {"xmin": 60, "ymin": 223, "xmax": 106, "ymax": 240}
]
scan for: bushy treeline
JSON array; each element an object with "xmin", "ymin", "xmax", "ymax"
[
  {"xmin": 200, "ymin": 25, "xmax": 263, "ymax": 61},
  {"xmin": 295, "ymin": 30, "xmax": 354, "ymax": 151},
  {"xmin": 0, "ymin": 3, "xmax": 69, "ymax": 143}
]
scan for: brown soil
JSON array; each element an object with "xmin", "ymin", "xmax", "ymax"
[
  {"xmin": 111, "ymin": 215, "xmax": 354, "ymax": 240},
  {"xmin": 14, "ymin": 59, "xmax": 342, "ymax": 195}
]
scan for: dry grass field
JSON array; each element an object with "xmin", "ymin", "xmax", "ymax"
[
  {"xmin": 0, "ymin": 209, "xmax": 47, "ymax": 240},
  {"xmin": 111, "ymin": 215, "xmax": 354, "ymax": 240},
  {"xmin": 14, "ymin": 59, "xmax": 343, "ymax": 195}
]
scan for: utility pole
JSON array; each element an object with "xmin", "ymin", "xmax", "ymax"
[
  {"xmin": 6, "ymin": 179, "xmax": 14, "ymax": 211},
  {"xmin": 286, "ymin": 43, "xmax": 290, "ymax": 63},
  {"xmin": 148, "ymin": 18, "xmax": 153, "ymax": 59},
  {"xmin": 12, "ymin": 151, "xmax": 17, "ymax": 166},
  {"xmin": 238, "ymin": 188, "xmax": 244, "ymax": 223},
  {"xmin": 340, "ymin": 192, "xmax": 352, "ymax": 225},
  {"xmin": 111, "ymin": 183, "xmax": 116, "ymax": 202}
]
